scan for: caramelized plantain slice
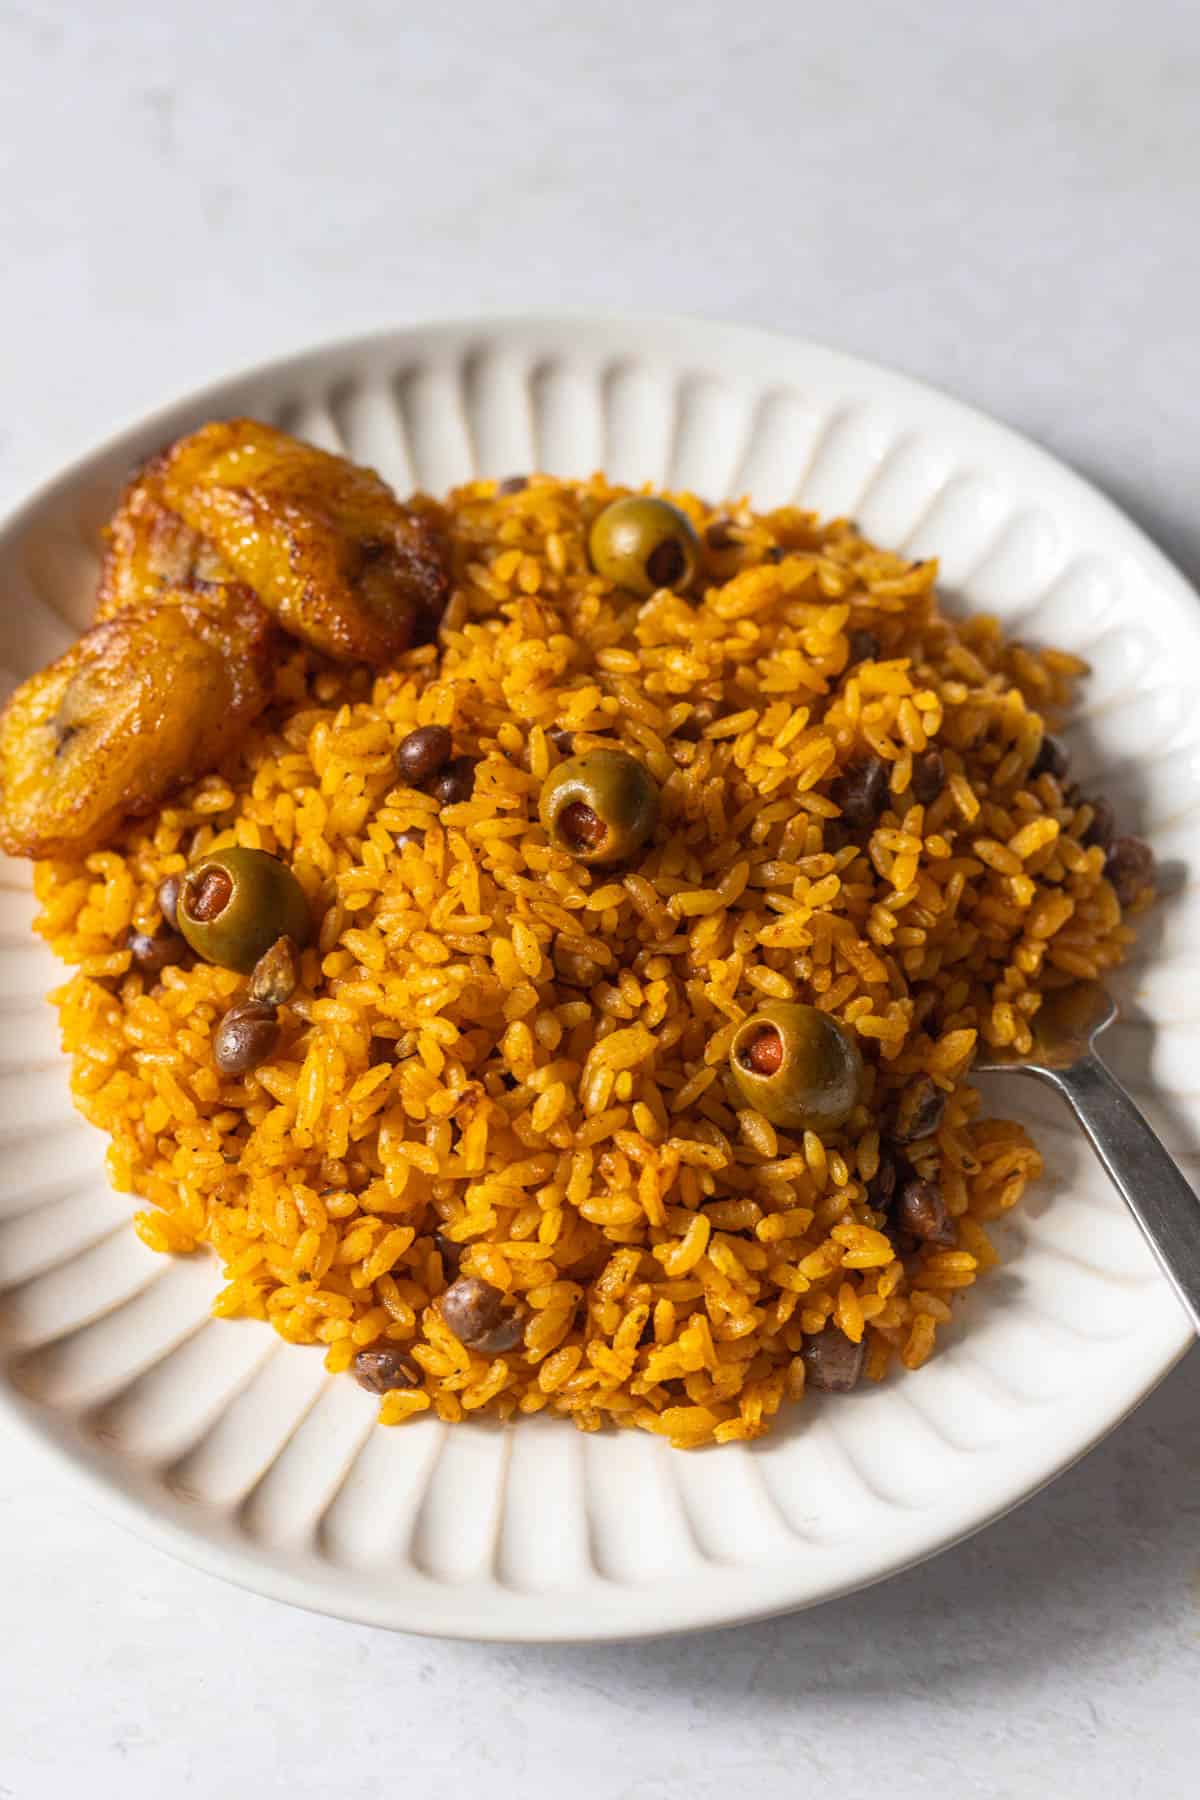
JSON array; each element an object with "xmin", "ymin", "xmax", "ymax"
[
  {"xmin": 95, "ymin": 460, "xmax": 230, "ymax": 620},
  {"xmin": 158, "ymin": 418, "xmax": 450, "ymax": 663},
  {"xmin": 0, "ymin": 585, "xmax": 276, "ymax": 859}
]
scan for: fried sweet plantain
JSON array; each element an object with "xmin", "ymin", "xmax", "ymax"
[
  {"xmin": 158, "ymin": 419, "xmax": 450, "ymax": 663},
  {"xmin": 0, "ymin": 585, "xmax": 276, "ymax": 859},
  {"xmin": 95, "ymin": 460, "xmax": 230, "ymax": 620}
]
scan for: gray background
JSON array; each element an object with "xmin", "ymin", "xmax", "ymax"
[{"xmin": 1, "ymin": 2, "xmax": 1198, "ymax": 1794}]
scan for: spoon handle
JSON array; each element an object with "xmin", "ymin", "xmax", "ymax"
[{"xmin": 1038, "ymin": 1050, "xmax": 1200, "ymax": 1334}]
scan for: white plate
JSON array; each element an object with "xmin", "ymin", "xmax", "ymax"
[{"xmin": 0, "ymin": 313, "xmax": 1196, "ymax": 1643}]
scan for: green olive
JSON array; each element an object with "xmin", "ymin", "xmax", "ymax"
[
  {"xmin": 178, "ymin": 847, "xmax": 312, "ymax": 974},
  {"xmin": 538, "ymin": 749, "xmax": 660, "ymax": 865},
  {"xmin": 728, "ymin": 1002, "xmax": 864, "ymax": 1133},
  {"xmin": 588, "ymin": 497, "xmax": 700, "ymax": 599}
]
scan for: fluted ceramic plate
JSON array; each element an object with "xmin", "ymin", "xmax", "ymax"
[{"xmin": 0, "ymin": 314, "xmax": 1197, "ymax": 1643}]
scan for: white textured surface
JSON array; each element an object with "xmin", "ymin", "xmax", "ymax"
[
  {"xmin": 2, "ymin": 312, "xmax": 1197, "ymax": 1644},
  {"xmin": 2, "ymin": 0, "xmax": 1199, "ymax": 1790}
]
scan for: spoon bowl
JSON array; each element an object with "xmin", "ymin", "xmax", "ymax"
[
  {"xmin": 975, "ymin": 982, "xmax": 1200, "ymax": 1335},
  {"xmin": 975, "ymin": 979, "xmax": 1117, "ymax": 1073}
]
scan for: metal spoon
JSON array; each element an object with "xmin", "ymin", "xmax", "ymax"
[{"xmin": 974, "ymin": 982, "xmax": 1200, "ymax": 1333}]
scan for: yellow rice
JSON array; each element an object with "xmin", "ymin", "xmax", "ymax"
[{"xmin": 32, "ymin": 475, "xmax": 1144, "ymax": 1447}]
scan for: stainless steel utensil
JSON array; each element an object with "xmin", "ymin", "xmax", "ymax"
[{"xmin": 975, "ymin": 981, "xmax": 1200, "ymax": 1333}]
